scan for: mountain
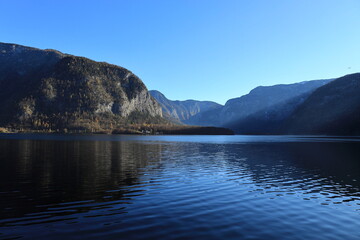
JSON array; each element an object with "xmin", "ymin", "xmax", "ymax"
[
  {"xmin": 191, "ymin": 79, "xmax": 332, "ymax": 133},
  {"xmin": 285, "ymin": 73, "xmax": 360, "ymax": 135},
  {"xmin": 223, "ymin": 79, "xmax": 332, "ymax": 134},
  {"xmin": 223, "ymin": 92, "xmax": 312, "ymax": 134},
  {"xmin": 149, "ymin": 90, "xmax": 222, "ymax": 124},
  {"xmin": 3, "ymin": 42, "xmax": 356, "ymax": 135},
  {"xmin": 0, "ymin": 42, "xmax": 164, "ymax": 132}
]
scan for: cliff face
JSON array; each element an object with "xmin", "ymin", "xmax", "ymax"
[
  {"xmin": 285, "ymin": 73, "xmax": 360, "ymax": 135},
  {"xmin": 149, "ymin": 90, "xmax": 222, "ymax": 124},
  {"xmin": 0, "ymin": 42, "xmax": 163, "ymax": 131}
]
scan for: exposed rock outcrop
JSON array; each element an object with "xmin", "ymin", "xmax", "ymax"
[{"xmin": 0, "ymin": 42, "xmax": 164, "ymax": 131}]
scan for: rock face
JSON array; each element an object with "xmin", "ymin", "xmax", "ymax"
[
  {"xmin": 0, "ymin": 42, "xmax": 163, "ymax": 131},
  {"xmin": 285, "ymin": 73, "xmax": 360, "ymax": 135},
  {"xmin": 149, "ymin": 90, "xmax": 222, "ymax": 124}
]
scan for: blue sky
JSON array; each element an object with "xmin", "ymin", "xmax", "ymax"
[{"xmin": 1, "ymin": 0, "xmax": 360, "ymax": 104}]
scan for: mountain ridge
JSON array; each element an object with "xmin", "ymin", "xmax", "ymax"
[
  {"xmin": 0, "ymin": 42, "xmax": 164, "ymax": 132},
  {"xmin": 284, "ymin": 73, "xmax": 360, "ymax": 135},
  {"xmin": 2, "ymin": 42, "xmax": 359, "ymax": 135},
  {"xmin": 149, "ymin": 90, "xmax": 222, "ymax": 124},
  {"xmin": 188, "ymin": 79, "xmax": 332, "ymax": 129},
  {"xmin": 0, "ymin": 42, "xmax": 234, "ymax": 135}
]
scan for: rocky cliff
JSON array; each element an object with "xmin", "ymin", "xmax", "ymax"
[{"xmin": 0, "ymin": 42, "xmax": 164, "ymax": 131}]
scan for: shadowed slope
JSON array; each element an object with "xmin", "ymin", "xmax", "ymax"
[{"xmin": 285, "ymin": 73, "xmax": 360, "ymax": 135}]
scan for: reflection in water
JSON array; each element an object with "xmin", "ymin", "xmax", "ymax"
[
  {"xmin": 0, "ymin": 135, "xmax": 359, "ymax": 240},
  {"xmin": 0, "ymin": 140, "xmax": 163, "ymax": 221}
]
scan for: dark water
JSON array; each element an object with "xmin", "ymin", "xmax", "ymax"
[{"xmin": 0, "ymin": 134, "xmax": 359, "ymax": 240}]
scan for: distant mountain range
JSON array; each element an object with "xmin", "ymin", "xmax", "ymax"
[
  {"xmin": 1, "ymin": 42, "xmax": 359, "ymax": 135},
  {"xmin": 152, "ymin": 74, "xmax": 360, "ymax": 135},
  {"xmin": 152, "ymin": 79, "xmax": 337, "ymax": 134},
  {"xmin": 149, "ymin": 90, "xmax": 221, "ymax": 124}
]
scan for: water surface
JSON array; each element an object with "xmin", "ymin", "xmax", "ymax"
[{"xmin": 0, "ymin": 134, "xmax": 359, "ymax": 239}]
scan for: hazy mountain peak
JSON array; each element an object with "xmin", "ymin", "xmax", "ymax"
[{"xmin": 149, "ymin": 90, "xmax": 222, "ymax": 124}]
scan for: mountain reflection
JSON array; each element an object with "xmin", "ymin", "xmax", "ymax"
[{"xmin": 0, "ymin": 139, "xmax": 163, "ymax": 221}]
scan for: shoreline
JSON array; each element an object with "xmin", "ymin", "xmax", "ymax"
[{"xmin": 0, "ymin": 126, "xmax": 234, "ymax": 136}]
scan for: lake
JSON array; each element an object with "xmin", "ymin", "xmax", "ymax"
[{"xmin": 0, "ymin": 134, "xmax": 359, "ymax": 240}]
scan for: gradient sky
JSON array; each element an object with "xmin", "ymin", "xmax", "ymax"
[{"xmin": 1, "ymin": 0, "xmax": 360, "ymax": 104}]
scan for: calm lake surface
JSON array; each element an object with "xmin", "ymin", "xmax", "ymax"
[{"xmin": 0, "ymin": 134, "xmax": 359, "ymax": 240}]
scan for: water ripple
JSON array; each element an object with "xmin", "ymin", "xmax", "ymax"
[{"xmin": 0, "ymin": 136, "xmax": 360, "ymax": 239}]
